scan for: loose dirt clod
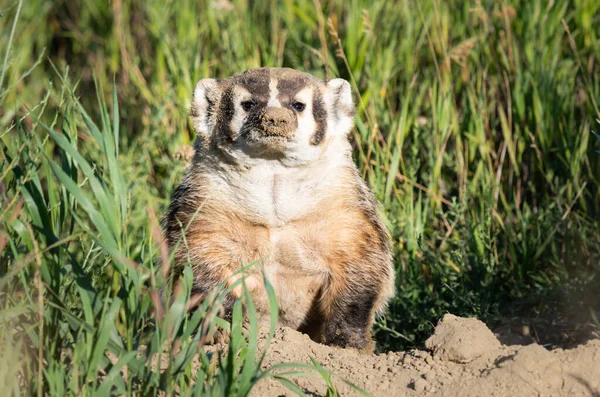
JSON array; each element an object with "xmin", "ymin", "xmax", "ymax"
[
  {"xmin": 249, "ymin": 314, "xmax": 600, "ymax": 397},
  {"xmin": 424, "ymin": 313, "xmax": 501, "ymax": 363}
]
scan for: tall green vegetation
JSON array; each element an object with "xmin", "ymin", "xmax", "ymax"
[{"xmin": 1, "ymin": 0, "xmax": 599, "ymax": 394}]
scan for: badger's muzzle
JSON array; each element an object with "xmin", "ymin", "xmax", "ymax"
[{"xmin": 257, "ymin": 107, "xmax": 297, "ymax": 138}]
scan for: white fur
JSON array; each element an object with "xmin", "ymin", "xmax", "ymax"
[
  {"xmin": 267, "ymin": 79, "xmax": 281, "ymax": 107},
  {"xmin": 324, "ymin": 79, "xmax": 354, "ymax": 137},
  {"xmin": 294, "ymin": 87, "xmax": 317, "ymax": 145}
]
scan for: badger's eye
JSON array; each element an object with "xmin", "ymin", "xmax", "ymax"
[
  {"xmin": 241, "ymin": 101, "xmax": 256, "ymax": 111},
  {"xmin": 291, "ymin": 101, "xmax": 306, "ymax": 112}
]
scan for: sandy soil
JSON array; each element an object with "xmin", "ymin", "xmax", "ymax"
[{"xmin": 251, "ymin": 314, "xmax": 600, "ymax": 397}]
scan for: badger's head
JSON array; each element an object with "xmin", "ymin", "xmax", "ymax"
[{"xmin": 190, "ymin": 67, "xmax": 354, "ymax": 165}]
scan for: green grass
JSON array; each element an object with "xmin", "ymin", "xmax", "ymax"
[{"xmin": 1, "ymin": 0, "xmax": 600, "ymax": 394}]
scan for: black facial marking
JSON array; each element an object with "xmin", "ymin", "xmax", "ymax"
[
  {"xmin": 276, "ymin": 75, "xmax": 310, "ymax": 107},
  {"xmin": 216, "ymin": 86, "xmax": 236, "ymax": 144},
  {"xmin": 233, "ymin": 70, "xmax": 272, "ymax": 139},
  {"xmin": 311, "ymin": 91, "xmax": 327, "ymax": 145},
  {"xmin": 238, "ymin": 69, "xmax": 271, "ymax": 104}
]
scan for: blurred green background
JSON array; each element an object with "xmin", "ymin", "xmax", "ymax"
[{"xmin": 1, "ymin": 0, "xmax": 600, "ymax": 393}]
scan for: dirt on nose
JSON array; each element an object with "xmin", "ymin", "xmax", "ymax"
[{"xmin": 259, "ymin": 107, "xmax": 297, "ymax": 138}]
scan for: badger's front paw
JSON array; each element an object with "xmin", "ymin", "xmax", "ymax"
[
  {"xmin": 321, "ymin": 324, "xmax": 374, "ymax": 354},
  {"xmin": 204, "ymin": 328, "xmax": 231, "ymax": 346}
]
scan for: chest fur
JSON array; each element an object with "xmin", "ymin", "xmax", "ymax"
[{"xmin": 208, "ymin": 162, "xmax": 336, "ymax": 227}]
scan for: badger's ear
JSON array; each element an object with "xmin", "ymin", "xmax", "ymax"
[
  {"xmin": 191, "ymin": 78, "xmax": 221, "ymax": 137},
  {"xmin": 325, "ymin": 78, "xmax": 355, "ymax": 136}
]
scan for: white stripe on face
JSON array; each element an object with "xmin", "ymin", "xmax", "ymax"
[
  {"xmin": 229, "ymin": 85, "xmax": 252, "ymax": 139},
  {"xmin": 267, "ymin": 79, "xmax": 281, "ymax": 107},
  {"xmin": 293, "ymin": 87, "xmax": 317, "ymax": 144}
]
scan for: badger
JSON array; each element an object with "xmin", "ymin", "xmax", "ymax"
[{"xmin": 163, "ymin": 67, "xmax": 395, "ymax": 351}]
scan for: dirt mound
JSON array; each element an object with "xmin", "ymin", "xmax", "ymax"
[
  {"xmin": 425, "ymin": 313, "xmax": 501, "ymax": 363},
  {"xmin": 252, "ymin": 314, "xmax": 600, "ymax": 396}
]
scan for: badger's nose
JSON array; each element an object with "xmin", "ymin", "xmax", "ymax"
[
  {"xmin": 259, "ymin": 107, "xmax": 297, "ymax": 138},
  {"xmin": 264, "ymin": 111, "xmax": 289, "ymax": 127}
]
